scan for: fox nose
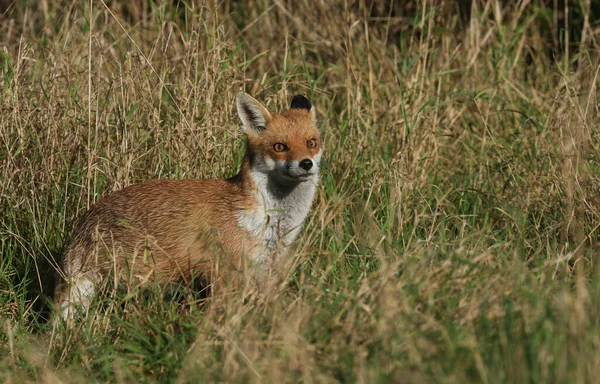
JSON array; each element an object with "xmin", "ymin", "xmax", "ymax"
[{"xmin": 299, "ymin": 159, "xmax": 313, "ymax": 171}]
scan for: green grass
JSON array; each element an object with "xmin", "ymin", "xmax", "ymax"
[{"xmin": 1, "ymin": 0, "xmax": 599, "ymax": 382}]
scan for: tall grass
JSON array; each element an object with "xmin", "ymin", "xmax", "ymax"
[{"xmin": 1, "ymin": 0, "xmax": 599, "ymax": 382}]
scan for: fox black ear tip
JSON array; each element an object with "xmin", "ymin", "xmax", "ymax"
[{"xmin": 291, "ymin": 95, "xmax": 312, "ymax": 110}]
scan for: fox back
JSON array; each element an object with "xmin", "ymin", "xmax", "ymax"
[{"xmin": 55, "ymin": 93, "xmax": 322, "ymax": 320}]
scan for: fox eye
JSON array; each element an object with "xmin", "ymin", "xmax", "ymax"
[
  {"xmin": 307, "ymin": 138, "xmax": 318, "ymax": 149},
  {"xmin": 273, "ymin": 143, "xmax": 287, "ymax": 152}
]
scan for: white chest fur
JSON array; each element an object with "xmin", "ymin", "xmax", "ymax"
[{"xmin": 238, "ymin": 169, "xmax": 317, "ymax": 266}]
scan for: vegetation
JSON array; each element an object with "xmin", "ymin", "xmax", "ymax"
[{"xmin": 1, "ymin": 0, "xmax": 599, "ymax": 382}]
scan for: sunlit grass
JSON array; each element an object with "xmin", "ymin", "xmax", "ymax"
[{"xmin": 1, "ymin": 1, "xmax": 599, "ymax": 382}]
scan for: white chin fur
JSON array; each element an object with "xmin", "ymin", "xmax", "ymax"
[{"xmin": 281, "ymin": 170, "xmax": 318, "ymax": 182}]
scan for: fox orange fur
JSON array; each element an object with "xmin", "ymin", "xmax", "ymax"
[{"xmin": 54, "ymin": 93, "xmax": 322, "ymax": 320}]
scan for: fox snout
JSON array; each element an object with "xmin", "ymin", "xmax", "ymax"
[
  {"xmin": 299, "ymin": 159, "xmax": 313, "ymax": 171},
  {"xmin": 283, "ymin": 155, "xmax": 320, "ymax": 181}
]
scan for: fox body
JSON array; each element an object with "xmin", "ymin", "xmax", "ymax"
[{"xmin": 55, "ymin": 93, "xmax": 322, "ymax": 320}]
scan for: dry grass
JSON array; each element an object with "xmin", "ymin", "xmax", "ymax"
[{"xmin": 1, "ymin": 0, "xmax": 599, "ymax": 382}]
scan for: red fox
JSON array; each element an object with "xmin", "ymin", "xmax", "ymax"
[{"xmin": 54, "ymin": 93, "xmax": 322, "ymax": 320}]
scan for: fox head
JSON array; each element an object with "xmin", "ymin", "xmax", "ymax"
[{"xmin": 236, "ymin": 93, "xmax": 321, "ymax": 185}]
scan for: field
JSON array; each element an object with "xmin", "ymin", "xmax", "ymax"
[{"xmin": 1, "ymin": 0, "xmax": 599, "ymax": 382}]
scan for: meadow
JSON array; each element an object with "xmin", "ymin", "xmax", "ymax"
[{"xmin": 0, "ymin": 0, "xmax": 599, "ymax": 382}]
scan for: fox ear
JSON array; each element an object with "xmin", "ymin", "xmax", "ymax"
[
  {"xmin": 291, "ymin": 95, "xmax": 311, "ymax": 110},
  {"xmin": 236, "ymin": 93, "xmax": 272, "ymax": 134},
  {"xmin": 291, "ymin": 94, "xmax": 316, "ymax": 123}
]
